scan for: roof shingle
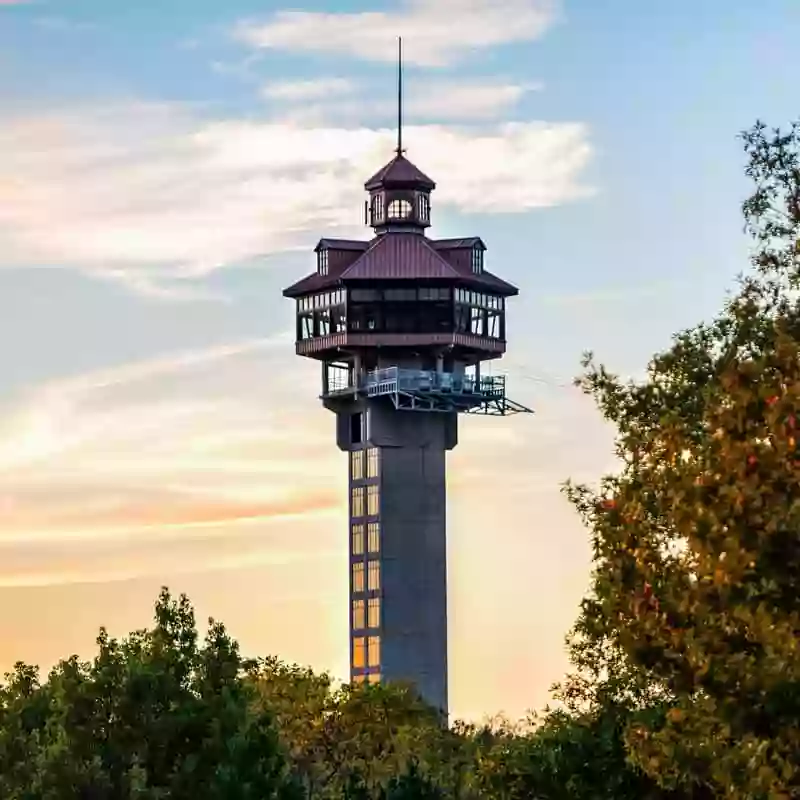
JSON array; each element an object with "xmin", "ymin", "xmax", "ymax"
[
  {"xmin": 341, "ymin": 234, "xmax": 458, "ymax": 280},
  {"xmin": 364, "ymin": 154, "xmax": 436, "ymax": 191}
]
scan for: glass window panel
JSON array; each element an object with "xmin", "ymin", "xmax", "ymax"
[
  {"xmin": 367, "ymin": 560, "xmax": 380, "ymax": 591},
  {"xmin": 352, "ymin": 599, "xmax": 365, "ymax": 630},
  {"xmin": 367, "ymin": 522, "xmax": 380, "ymax": 553},
  {"xmin": 352, "ymin": 674, "xmax": 366, "ymax": 685},
  {"xmin": 368, "ymin": 672, "xmax": 381, "ymax": 685},
  {"xmin": 367, "ymin": 636, "xmax": 380, "ymax": 667},
  {"xmin": 350, "ymin": 450, "xmax": 364, "ymax": 480},
  {"xmin": 351, "ymin": 523, "xmax": 365, "ymax": 556},
  {"xmin": 367, "ymin": 485, "xmax": 379, "ymax": 516},
  {"xmin": 351, "ymin": 487, "xmax": 365, "ymax": 518},
  {"xmin": 366, "ymin": 447, "xmax": 380, "ymax": 477},
  {"xmin": 353, "ymin": 636, "xmax": 366, "ymax": 668},
  {"xmin": 352, "ymin": 562, "xmax": 365, "ymax": 593},
  {"xmin": 367, "ymin": 597, "xmax": 380, "ymax": 629}
]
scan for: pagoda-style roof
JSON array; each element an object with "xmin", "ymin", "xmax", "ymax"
[
  {"xmin": 283, "ymin": 233, "xmax": 518, "ymax": 297},
  {"xmin": 342, "ymin": 233, "xmax": 457, "ymax": 280},
  {"xmin": 364, "ymin": 154, "xmax": 436, "ymax": 191}
]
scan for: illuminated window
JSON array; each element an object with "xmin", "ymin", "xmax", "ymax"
[
  {"xmin": 367, "ymin": 485, "xmax": 379, "ymax": 516},
  {"xmin": 367, "ymin": 636, "xmax": 381, "ymax": 667},
  {"xmin": 366, "ymin": 447, "xmax": 380, "ymax": 478},
  {"xmin": 352, "ymin": 673, "xmax": 366, "ymax": 685},
  {"xmin": 387, "ymin": 198, "xmax": 412, "ymax": 219},
  {"xmin": 350, "ymin": 450, "xmax": 364, "ymax": 480},
  {"xmin": 351, "ymin": 523, "xmax": 365, "ymax": 556},
  {"xmin": 367, "ymin": 560, "xmax": 380, "ymax": 591},
  {"xmin": 352, "ymin": 562, "xmax": 365, "ymax": 593},
  {"xmin": 352, "ymin": 599, "xmax": 365, "ymax": 630},
  {"xmin": 353, "ymin": 637, "xmax": 366, "ymax": 668},
  {"xmin": 368, "ymin": 672, "xmax": 381, "ymax": 685},
  {"xmin": 318, "ymin": 249, "xmax": 329, "ymax": 275},
  {"xmin": 367, "ymin": 522, "xmax": 380, "ymax": 553},
  {"xmin": 351, "ymin": 487, "xmax": 365, "ymax": 518},
  {"xmin": 368, "ymin": 597, "xmax": 380, "ymax": 628}
]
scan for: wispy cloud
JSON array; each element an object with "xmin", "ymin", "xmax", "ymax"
[
  {"xmin": 234, "ymin": 0, "xmax": 559, "ymax": 67},
  {"xmin": 262, "ymin": 78, "xmax": 355, "ymax": 101},
  {"xmin": 266, "ymin": 80, "xmax": 541, "ymax": 123},
  {"xmin": 0, "ymin": 103, "xmax": 592, "ymax": 293},
  {"xmin": 409, "ymin": 81, "xmax": 542, "ymax": 120}
]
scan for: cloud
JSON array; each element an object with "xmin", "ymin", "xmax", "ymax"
[
  {"xmin": 0, "ymin": 103, "xmax": 593, "ymax": 293},
  {"xmin": 0, "ymin": 339, "xmax": 344, "ymax": 584},
  {"xmin": 234, "ymin": 0, "xmax": 559, "ymax": 67},
  {"xmin": 408, "ymin": 81, "xmax": 542, "ymax": 120},
  {"xmin": 270, "ymin": 80, "xmax": 541, "ymax": 123},
  {"xmin": 262, "ymin": 78, "xmax": 355, "ymax": 101}
]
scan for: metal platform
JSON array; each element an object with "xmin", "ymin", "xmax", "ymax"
[{"xmin": 323, "ymin": 367, "xmax": 532, "ymax": 415}]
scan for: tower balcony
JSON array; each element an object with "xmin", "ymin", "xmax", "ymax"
[
  {"xmin": 323, "ymin": 366, "xmax": 532, "ymax": 416},
  {"xmin": 297, "ymin": 331, "xmax": 507, "ymax": 359}
]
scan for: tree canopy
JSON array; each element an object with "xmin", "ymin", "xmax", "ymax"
[{"xmin": 561, "ymin": 119, "xmax": 800, "ymax": 798}]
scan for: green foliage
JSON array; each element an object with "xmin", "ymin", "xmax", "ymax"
[
  {"xmin": 563, "ymin": 120, "xmax": 800, "ymax": 799},
  {"xmin": 0, "ymin": 588, "xmax": 292, "ymax": 799}
]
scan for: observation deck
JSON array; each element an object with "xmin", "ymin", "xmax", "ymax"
[{"xmin": 322, "ymin": 366, "xmax": 532, "ymax": 415}]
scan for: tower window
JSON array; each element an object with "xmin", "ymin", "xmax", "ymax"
[
  {"xmin": 471, "ymin": 246, "xmax": 483, "ymax": 273},
  {"xmin": 371, "ymin": 193, "xmax": 384, "ymax": 224},
  {"xmin": 352, "ymin": 599, "xmax": 365, "ymax": 630},
  {"xmin": 417, "ymin": 193, "xmax": 430, "ymax": 222},
  {"xmin": 367, "ymin": 635, "xmax": 381, "ymax": 667},
  {"xmin": 318, "ymin": 249, "xmax": 329, "ymax": 275},
  {"xmin": 367, "ymin": 522, "xmax": 380, "ymax": 553},
  {"xmin": 350, "ymin": 412, "xmax": 363, "ymax": 445},
  {"xmin": 367, "ymin": 672, "xmax": 381, "ymax": 685},
  {"xmin": 367, "ymin": 560, "xmax": 380, "ymax": 591},
  {"xmin": 367, "ymin": 485, "xmax": 380, "ymax": 516},
  {"xmin": 352, "ymin": 562, "xmax": 365, "ymax": 593},
  {"xmin": 367, "ymin": 597, "xmax": 380, "ymax": 628},
  {"xmin": 351, "ymin": 487, "xmax": 365, "ymax": 518},
  {"xmin": 351, "ymin": 523, "xmax": 365, "ymax": 556},
  {"xmin": 353, "ymin": 636, "xmax": 366, "ymax": 668},
  {"xmin": 366, "ymin": 447, "xmax": 380, "ymax": 477},
  {"xmin": 387, "ymin": 198, "xmax": 413, "ymax": 220},
  {"xmin": 350, "ymin": 450, "xmax": 364, "ymax": 480}
]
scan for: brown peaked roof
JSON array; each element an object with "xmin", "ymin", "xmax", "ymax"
[
  {"xmin": 432, "ymin": 237, "xmax": 486, "ymax": 251},
  {"xmin": 284, "ymin": 233, "xmax": 519, "ymax": 297},
  {"xmin": 341, "ymin": 233, "xmax": 458, "ymax": 280},
  {"xmin": 282, "ymin": 271, "xmax": 340, "ymax": 297},
  {"xmin": 364, "ymin": 154, "xmax": 436, "ymax": 191},
  {"xmin": 315, "ymin": 238, "xmax": 369, "ymax": 252}
]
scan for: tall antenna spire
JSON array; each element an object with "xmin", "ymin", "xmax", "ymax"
[{"xmin": 396, "ymin": 36, "xmax": 404, "ymax": 155}]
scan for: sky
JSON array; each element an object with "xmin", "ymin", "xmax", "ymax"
[{"xmin": 0, "ymin": 0, "xmax": 799, "ymax": 721}]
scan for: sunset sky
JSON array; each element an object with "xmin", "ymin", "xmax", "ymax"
[{"xmin": 1, "ymin": 0, "xmax": 799, "ymax": 721}]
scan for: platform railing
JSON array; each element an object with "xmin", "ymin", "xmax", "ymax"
[{"xmin": 361, "ymin": 367, "xmax": 505, "ymax": 396}]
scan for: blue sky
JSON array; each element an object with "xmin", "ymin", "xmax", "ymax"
[{"xmin": 0, "ymin": 0, "xmax": 799, "ymax": 720}]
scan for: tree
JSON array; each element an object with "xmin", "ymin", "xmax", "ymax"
[
  {"xmin": 564, "ymin": 120, "xmax": 800, "ymax": 798},
  {"xmin": 251, "ymin": 662, "xmax": 458, "ymax": 799},
  {"xmin": 0, "ymin": 589, "xmax": 294, "ymax": 799}
]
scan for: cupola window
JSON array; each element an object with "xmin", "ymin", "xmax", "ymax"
[
  {"xmin": 417, "ymin": 193, "xmax": 430, "ymax": 223},
  {"xmin": 471, "ymin": 245, "xmax": 483, "ymax": 274},
  {"xmin": 387, "ymin": 198, "xmax": 413, "ymax": 220},
  {"xmin": 371, "ymin": 194, "xmax": 384, "ymax": 225},
  {"xmin": 318, "ymin": 248, "xmax": 329, "ymax": 275}
]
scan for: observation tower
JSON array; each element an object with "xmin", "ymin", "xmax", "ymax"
[{"xmin": 282, "ymin": 40, "xmax": 531, "ymax": 715}]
